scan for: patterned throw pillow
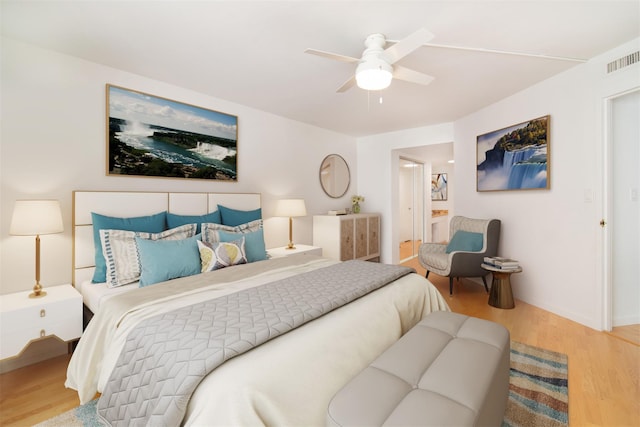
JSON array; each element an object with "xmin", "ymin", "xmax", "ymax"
[
  {"xmin": 201, "ymin": 219, "xmax": 265, "ymax": 262},
  {"xmin": 100, "ymin": 223, "xmax": 197, "ymax": 288},
  {"xmin": 197, "ymin": 239, "xmax": 247, "ymax": 272}
]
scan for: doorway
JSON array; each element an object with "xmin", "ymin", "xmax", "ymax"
[
  {"xmin": 605, "ymin": 88, "xmax": 640, "ymax": 344},
  {"xmin": 399, "ymin": 158, "xmax": 424, "ymax": 262}
]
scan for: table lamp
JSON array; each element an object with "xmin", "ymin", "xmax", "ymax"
[
  {"xmin": 274, "ymin": 199, "xmax": 307, "ymax": 249},
  {"xmin": 10, "ymin": 200, "xmax": 64, "ymax": 298}
]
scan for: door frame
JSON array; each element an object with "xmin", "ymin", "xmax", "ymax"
[
  {"xmin": 602, "ymin": 86, "xmax": 640, "ymax": 331},
  {"xmin": 398, "ymin": 156, "xmax": 426, "ymax": 262}
]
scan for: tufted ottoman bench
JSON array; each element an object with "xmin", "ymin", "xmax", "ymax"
[{"xmin": 327, "ymin": 311, "xmax": 510, "ymax": 426}]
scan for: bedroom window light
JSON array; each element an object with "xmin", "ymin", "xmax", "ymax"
[
  {"xmin": 274, "ymin": 199, "xmax": 307, "ymax": 250},
  {"xmin": 10, "ymin": 200, "xmax": 64, "ymax": 298}
]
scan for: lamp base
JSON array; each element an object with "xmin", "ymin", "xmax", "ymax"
[
  {"xmin": 29, "ymin": 283, "xmax": 47, "ymax": 299},
  {"xmin": 286, "ymin": 242, "xmax": 296, "ymax": 250},
  {"xmin": 29, "ymin": 291, "xmax": 47, "ymax": 299}
]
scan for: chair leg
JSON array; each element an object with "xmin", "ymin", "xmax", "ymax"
[
  {"xmin": 425, "ymin": 270, "xmax": 430, "ymax": 279},
  {"xmin": 449, "ymin": 277, "xmax": 454, "ymax": 296},
  {"xmin": 481, "ymin": 275, "xmax": 489, "ymax": 293}
]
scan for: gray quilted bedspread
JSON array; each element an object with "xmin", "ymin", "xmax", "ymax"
[{"xmin": 96, "ymin": 260, "xmax": 414, "ymax": 426}]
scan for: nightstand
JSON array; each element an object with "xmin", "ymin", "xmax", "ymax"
[
  {"xmin": 0, "ymin": 284, "xmax": 83, "ymax": 360},
  {"xmin": 267, "ymin": 244, "xmax": 323, "ymax": 258}
]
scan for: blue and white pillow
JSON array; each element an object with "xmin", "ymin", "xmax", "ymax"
[
  {"xmin": 100, "ymin": 223, "xmax": 197, "ymax": 288},
  {"xmin": 91, "ymin": 211, "xmax": 167, "ymax": 283}
]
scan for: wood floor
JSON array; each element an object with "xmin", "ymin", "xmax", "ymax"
[{"xmin": 1, "ymin": 257, "xmax": 638, "ymax": 426}]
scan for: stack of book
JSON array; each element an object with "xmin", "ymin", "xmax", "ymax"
[{"xmin": 483, "ymin": 256, "xmax": 520, "ymax": 270}]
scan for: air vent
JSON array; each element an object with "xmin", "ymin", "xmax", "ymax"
[{"xmin": 607, "ymin": 51, "xmax": 639, "ymax": 73}]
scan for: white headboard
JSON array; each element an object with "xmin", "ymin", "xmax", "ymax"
[{"xmin": 73, "ymin": 191, "xmax": 261, "ymax": 286}]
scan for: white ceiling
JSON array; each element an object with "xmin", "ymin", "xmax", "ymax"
[{"xmin": 2, "ymin": 1, "xmax": 639, "ymax": 137}]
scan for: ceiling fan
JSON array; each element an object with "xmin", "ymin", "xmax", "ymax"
[{"xmin": 305, "ymin": 28, "xmax": 586, "ymax": 93}]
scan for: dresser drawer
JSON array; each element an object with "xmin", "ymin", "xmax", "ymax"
[{"xmin": 0, "ymin": 297, "xmax": 78, "ymax": 326}]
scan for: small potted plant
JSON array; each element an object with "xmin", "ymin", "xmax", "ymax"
[{"xmin": 351, "ymin": 195, "xmax": 365, "ymax": 213}]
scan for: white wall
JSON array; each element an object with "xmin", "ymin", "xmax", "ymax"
[
  {"xmin": 453, "ymin": 38, "xmax": 640, "ymax": 330},
  {"xmin": 0, "ymin": 37, "xmax": 357, "ymax": 295},
  {"xmin": 357, "ymin": 123, "xmax": 455, "ymax": 263}
]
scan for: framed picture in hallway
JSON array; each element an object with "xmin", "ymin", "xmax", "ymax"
[
  {"xmin": 476, "ymin": 115, "xmax": 550, "ymax": 192},
  {"xmin": 431, "ymin": 173, "xmax": 448, "ymax": 200},
  {"xmin": 106, "ymin": 84, "xmax": 238, "ymax": 181}
]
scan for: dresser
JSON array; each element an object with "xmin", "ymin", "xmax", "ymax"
[
  {"xmin": 313, "ymin": 213, "xmax": 380, "ymax": 262},
  {"xmin": 0, "ymin": 284, "xmax": 83, "ymax": 360}
]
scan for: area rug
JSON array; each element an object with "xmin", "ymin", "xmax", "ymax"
[
  {"xmin": 503, "ymin": 341, "xmax": 569, "ymax": 427},
  {"xmin": 36, "ymin": 342, "xmax": 568, "ymax": 427}
]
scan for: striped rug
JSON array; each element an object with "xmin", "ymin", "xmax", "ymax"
[
  {"xmin": 503, "ymin": 341, "xmax": 569, "ymax": 427},
  {"xmin": 38, "ymin": 341, "xmax": 569, "ymax": 427}
]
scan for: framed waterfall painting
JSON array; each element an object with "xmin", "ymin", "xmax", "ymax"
[
  {"xmin": 476, "ymin": 115, "xmax": 550, "ymax": 192},
  {"xmin": 106, "ymin": 84, "xmax": 238, "ymax": 181}
]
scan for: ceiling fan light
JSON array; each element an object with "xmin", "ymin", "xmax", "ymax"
[{"xmin": 356, "ymin": 60, "xmax": 393, "ymax": 91}]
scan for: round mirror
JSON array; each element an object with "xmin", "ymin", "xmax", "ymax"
[{"xmin": 319, "ymin": 154, "xmax": 350, "ymax": 198}]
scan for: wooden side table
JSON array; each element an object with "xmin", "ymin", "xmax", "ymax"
[{"xmin": 482, "ymin": 264, "xmax": 523, "ymax": 309}]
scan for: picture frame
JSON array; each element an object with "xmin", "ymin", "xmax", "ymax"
[
  {"xmin": 106, "ymin": 84, "xmax": 238, "ymax": 181},
  {"xmin": 431, "ymin": 173, "xmax": 448, "ymax": 201},
  {"xmin": 476, "ymin": 115, "xmax": 550, "ymax": 192}
]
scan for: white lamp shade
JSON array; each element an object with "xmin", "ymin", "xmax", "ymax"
[
  {"xmin": 274, "ymin": 199, "xmax": 307, "ymax": 217},
  {"xmin": 10, "ymin": 200, "xmax": 64, "ymax": 236},
  {"xmin": 356, "ymin": 58, "xmax": 393, "ymax": 91}
]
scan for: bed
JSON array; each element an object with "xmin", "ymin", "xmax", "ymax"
[{"xmin": 66, "ymin": 190, "xmax": 450, "ymax": 426}]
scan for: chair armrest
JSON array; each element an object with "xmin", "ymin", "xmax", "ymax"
[{"xmin": 419, "ymin": 242, "xmax": 447, "ymax": 255}]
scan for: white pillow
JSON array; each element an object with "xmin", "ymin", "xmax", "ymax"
[{"xmin": 100, "ymin": 224, "xmax": 197, "ymax": 288}]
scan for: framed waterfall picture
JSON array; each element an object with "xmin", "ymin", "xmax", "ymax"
[
  {"xmin": 106, "ymin": 84, "xmax": 238, "ymax": 181},
  {"xmin": 476, "ymin": 115, "xmax": 550, "ymax": 192}
]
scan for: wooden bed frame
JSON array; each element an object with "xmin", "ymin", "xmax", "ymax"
[{"xmin": 72, "ymin": 190, "xmax": 261, "ymax": 287}]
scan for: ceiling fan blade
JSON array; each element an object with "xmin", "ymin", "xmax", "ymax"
[
  {"xmin": 384, "ymin": 28, "xmax": 435, "ymax": 64},
  {"xmin": 304, "ymin": 48, "xmax": 359, "ymax": 63},
  {"xmin": 336, "ymin": 76, "xmax": 357, "ymax": 93},
  {"xmin": 393, "ymin": 65, "xmax": 435, "ymax": 86},
  {"xmin": 422, "ymin": 43, "xmax": 587, "ymax": 63}
]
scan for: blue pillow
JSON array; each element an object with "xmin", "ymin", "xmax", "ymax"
[
  {"xmin": 135, "ymin": 235, "xmax": 201, "ymax": 287},
  {"xmin": 91, "ymin": 211, "xmax": 167, "ymax": 283},
  {"xmin": 167, "ymin": 211, "xmax": 221, "ymax": 233},
  {"xmin": 218, "ymin": 229, "xmax": 267, "ymax": 263},
  {"xmin": 446, "ymin": 230, "xmax": 483, "ymax": 254},
  {"xmin": 218, "ymin": 205, "xmax": 262, "ymax": 227}
]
